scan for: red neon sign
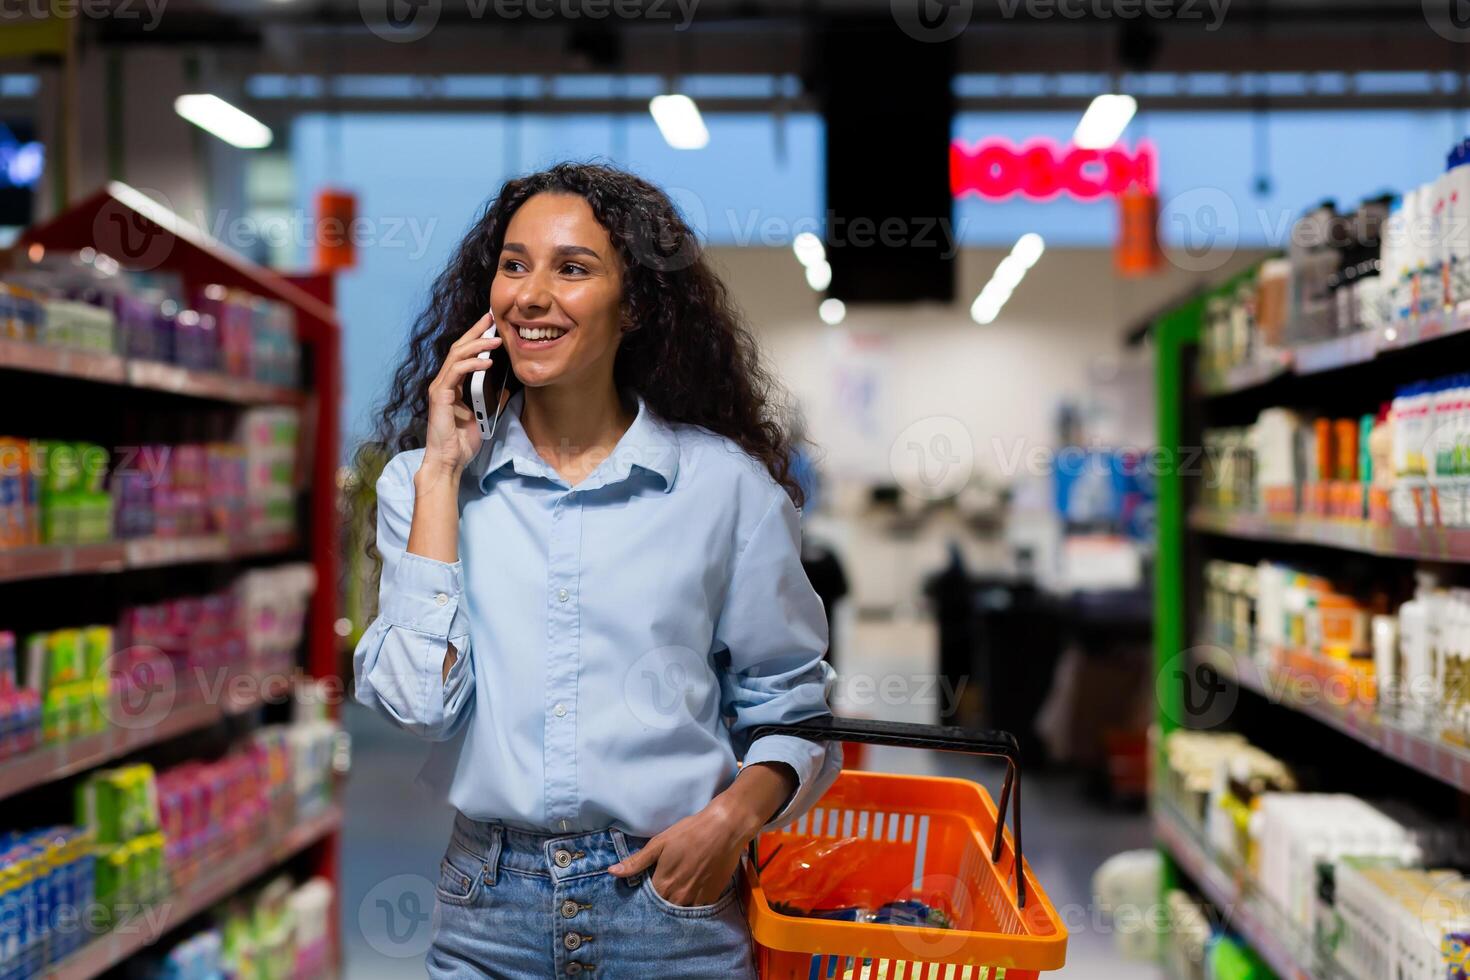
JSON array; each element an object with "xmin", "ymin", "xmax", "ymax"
[{"xmin": 950, "ymin": 138, "xmax": 1157, "ymax": 202}]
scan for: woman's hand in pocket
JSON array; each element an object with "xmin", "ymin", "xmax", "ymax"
[
  {"xmin": 608, "ymin": 763, "xmax": 796, "ymax": 906},
  {"xmin": 608, "ymin": 804, "xmax": 746, "ymax": 907}
]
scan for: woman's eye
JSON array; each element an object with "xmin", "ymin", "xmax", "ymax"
[
  {"xmin": 562, "ymin": 263, "xmax": 588, "ymax": 276},
  {"xmin": 500, "ymin": 259, "xmax": 525, "ymax": 272}
]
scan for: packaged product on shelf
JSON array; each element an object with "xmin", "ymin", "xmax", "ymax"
[
  {"xmin": 1254, "ymin": 794, "xmax": 1429, "ymax": 931},
  {"xmin": 239, "ymin": 408, "xmax": 300, "ymax": 537},
  {"xmin": 1288, "ymin": 201, "xmax": 1343, "ymax": 343},
  {"xmin": 287, "ymin": 878, "xmax": 334, "ymax": 977},
  {"xmin": 217, "ymin": 875, "xmax": 335, "ymax": 980},
  {"xmin": 235, "ymin": 563, "xmax": 316, "ymax": 680},
  {"xmin": 77, "ymin": 764, "xmax": 161, "ymax": 845},
  {"xmin": 0, "ymin": 825, "xmax": 97, "ymax": 972},
  {"xmin": 1328, "ymin": 857, "xmax": 1470, "ymax": 980},
  {"xmin": 0, "ymin": 281, "xmax": 44, "ymax": 342},
  {"xmin": 0, "ymin": 437, "xmax": 28, "ymax": 548},
  {"xmin": 129, "ymin": 926, "xmax": 223, "ymax": 980},
  {"xmin": 1162, "ymin": 889, "xmax": 1211, "ymax": 980},
  {"xmin": 0, "ymin": 631, "xmax": 41, "ymax": 759},
  {"xmin": 1, "ymin": 253, "xmax": 302, "ymax": 386},
  {"xmin": 17, "ymin": 625, "xmax": 110, "ymax": 745},
  {"xmin": 75, "ymin": 764, "xmax": 168, "ymax": 925}
]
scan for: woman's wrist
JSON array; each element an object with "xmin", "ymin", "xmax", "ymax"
[
  {"xmin": 712, "ymin": 763, "xmax": 798, "ymax": 843},
  {"xmin": 414, "ymin": 459, "xmax": 464, "ymax": 494}
]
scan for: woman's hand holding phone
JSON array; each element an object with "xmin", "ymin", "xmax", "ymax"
[
  {"xmin": 408, "ymin": 311, "xmax": 507, "ymax": 571},
  {"xmin": 423, "ymin": 311, "xmax": 506, "ymax": 479}
]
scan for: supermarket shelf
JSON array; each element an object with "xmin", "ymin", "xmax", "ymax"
[
  {"xmin": 1188, "ymin": 508, "xmax": 1470, "ymax": 562},
  {"xmin": 1199, "ymin": 350, "xmax": 1293, "ymax": 396},
  {"xmin": 45, "ymin": 805, "xmax": 342, "ymax": 980},
  {"xmin": 0, "ymin": 338, "xmax": 304, "ymax": 406},
  {"xmin": 1153, "ymin": 803, "xmax": 1326, "ymax": 980},
  {"xmin": 0, "ymin": 531, "xmax": 299, "ymax": 584},
  {"xmin": 0, "ymin": 689, "xmax": 268, "ymax": 803},
  {"xmin": 1195, "ymin": 640, "xmax": 1470, "ymax": 793},
  {"xmin": 1198, "ymin": 309, "xmax": 1470, "ymax": 397}
]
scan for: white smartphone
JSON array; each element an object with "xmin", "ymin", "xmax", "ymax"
[{"xmin": 469, "ymin": 314, "xmax": 509, "ymax": 441}]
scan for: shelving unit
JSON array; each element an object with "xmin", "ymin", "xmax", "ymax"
[
  {"xmin": 1, "ymin": 183, "xmax": 344, "ymax": 976},
  {"xmin": 1188, "ymin": 507, "xmax": 1470, "ymax": 562},
  {"xmin": 0, "ymin": 692, "xmax": 266, "ymax": 803},
  {"xmin": 1153, "ymin": 273, "xmax": 1470, "ymax": 979},
  {"xmin": 1197, "ymin": 306, "xmax": 1470, "ymax": 396},
  {"xmin": 0, "ymin": 338, "xmax": 306, "ymax": 406},
  {"xmin": 1192, "ymin": 638, "xmax": 1470, "ymax": 792},
  {"xmin": 0, "ymin": 532, "xmax": 299, "ymax": 584},
  {"xmin": 1152, "ymin": 802, "xmax": 1325, "ymax": 980},
  {"xmin": 45, "ymin": 806, "xmax": 342, "ymax": 980}
]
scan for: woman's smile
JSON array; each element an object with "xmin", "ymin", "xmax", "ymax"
[{"xmin": 508, "ymin": 317, "xmax": 571, "ymax": 350}]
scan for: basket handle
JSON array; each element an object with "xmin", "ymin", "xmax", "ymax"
[{"xmin": 747, "ymin": 715, "xmax": 1027, "ymax": 909}]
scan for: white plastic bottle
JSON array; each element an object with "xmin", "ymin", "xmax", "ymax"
[{"xmin": 1446, "ymin": 140, "xmax": 1470, "ymax": 315}]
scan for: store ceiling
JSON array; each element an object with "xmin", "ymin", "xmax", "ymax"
[{"xmin": 28, "ymin": 0, "xmax": 1470, "ymax": 100}]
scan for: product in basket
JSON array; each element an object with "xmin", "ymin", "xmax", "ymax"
[{"xmin": 761, "ymin": 837, "xmax": 958, "ymax": 930}]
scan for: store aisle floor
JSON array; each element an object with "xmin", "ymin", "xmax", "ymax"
[{"xmin": 340, "ymin": 614, "xmax": 1160, "ymax": 979}]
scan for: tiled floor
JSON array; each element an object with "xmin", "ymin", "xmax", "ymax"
[{"xmin": 339, "ymin": 614, "xmax": 1161, "ymax": 979}]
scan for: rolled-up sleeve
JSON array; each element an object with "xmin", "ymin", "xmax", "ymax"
[
  {"xmin": 715, "ymin": 490, "xmax": 842, "ymax": 833},
  {"xmin": 352, "ymin": 453, "xmax": 475, "ymax": 741}
]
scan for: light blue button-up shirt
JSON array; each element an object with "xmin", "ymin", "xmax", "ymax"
[{"xmin": 353, "ymin": 388, "xmax": 841, "ymax": 838}]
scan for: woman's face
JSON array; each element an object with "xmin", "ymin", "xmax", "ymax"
[{"xmin": 490, "ymin": 192, "xmax": 626, "ymax": 392}]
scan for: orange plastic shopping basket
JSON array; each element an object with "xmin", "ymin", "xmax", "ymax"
[{"xmin": 743, "ymin": 717, "xmax": 1068, "ymax": 980}]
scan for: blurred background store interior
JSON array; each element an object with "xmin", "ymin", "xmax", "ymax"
[{"xmin": 4, "ymin": 2, "xmax": 1470, "ymax": 979}]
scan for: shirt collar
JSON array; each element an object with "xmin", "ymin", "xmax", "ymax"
[{"xmin": 474, "ymin": 388, "xmax": 680, "ymax": 494}]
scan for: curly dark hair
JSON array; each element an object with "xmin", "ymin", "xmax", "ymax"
[{"xmin": 359, "ymin": 160, "xmax": 805, "ymax": 512}]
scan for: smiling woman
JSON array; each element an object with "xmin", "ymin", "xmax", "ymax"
[{"xmin": 352, "ymin": 162, "xmax": 842, "ymax": 979}]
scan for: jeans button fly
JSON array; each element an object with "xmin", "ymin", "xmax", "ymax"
[
  {"xmin": 561, "ymin": 900, "xmax": 579, "ymax": 918},
  {"xmin": 553, "ymin": 849, "xmax": 573, "ymax": 868},
  {"xmin": 564, "ymin": 932, "xmax": 583, "ymax": 951}
]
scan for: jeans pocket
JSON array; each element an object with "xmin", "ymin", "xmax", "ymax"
[
  {"xmin": 642, "ymin": 872, "xmax": 739, "ymax": 920},
  {"xmin": 435, "ymin": 839, "xmax": 483, "ymax": 907}
]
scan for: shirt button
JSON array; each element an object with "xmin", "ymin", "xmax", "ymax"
[
  {"xmin": 561, "ymin": 900, "xmax": 579, "ymax": 918},
  {"xmin": 557, "ymin": 588, "xmax": 570, "ymax": 602},
  {"xmin": 554, "ymin": 703, "xmax": 567, "ymax": 717},
  {"xmin": 434, "ymin": 593, "xmax": 449, "ymax": 606},
  {"xmin": 564, "ymin": 932, "xmax": 583, "ymax": 951},
  {"xmin": 553, "ymin": 849, "xmax": 573, "ymax": 868}
]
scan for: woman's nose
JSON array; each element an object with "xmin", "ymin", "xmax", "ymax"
[{"xmin": 513, "ymin": 273, "xmax": 554, "ymax": 314}]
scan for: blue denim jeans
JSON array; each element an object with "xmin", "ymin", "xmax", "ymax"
[{"xmin": 427, "ymin": 812, "xmax": 758, "ymax": 979}]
